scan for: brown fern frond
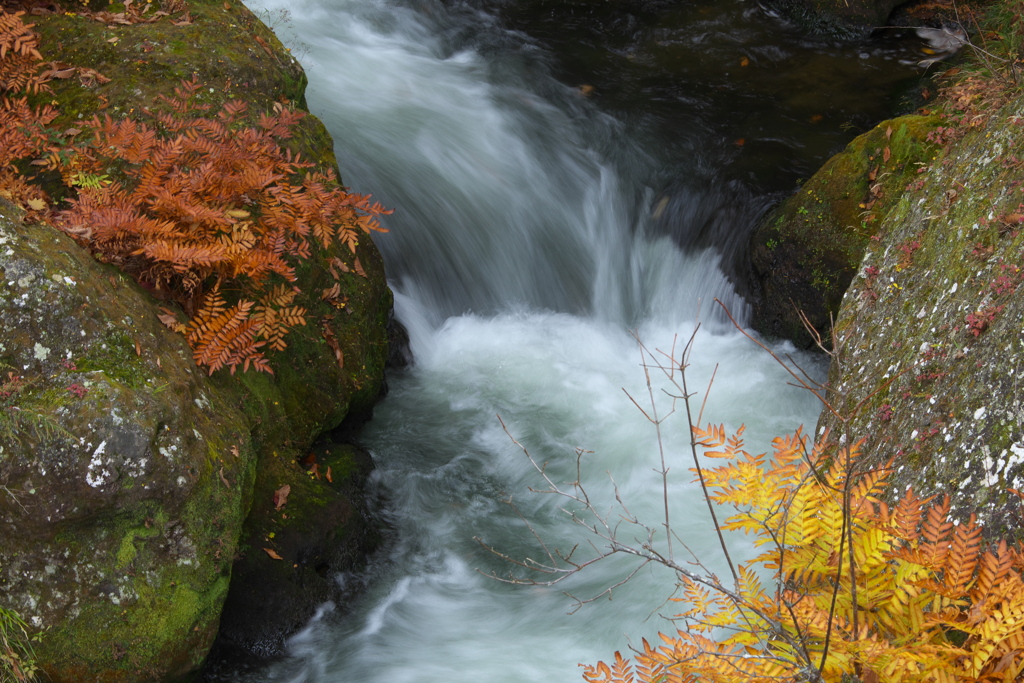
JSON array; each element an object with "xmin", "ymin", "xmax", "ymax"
[
  {"xmin": 892, "ymin": 487, "xmax": 927, "ymax": 544},
  {"xmin": 138, "ymin": 240, "xmax": 230, "ymax": 272},
  {"xmin": 0, "ymin": 11, "xmax": 50, "ymax": 95},
  {"xmin": 974, "ymin": 540, "xmax": 1014, "ymax": 606},
  {"xmin": 186, "ymin": 294, "xmax": 265, "ymax": 375},
  {"xmin": 941, "ymin": 516, "xmax": 983, "ymax": 596},
  {"xmin": 52, "ymin": 78, "xmax": 390, "ymax": 374},
  {"xmin": 919, "ymin": 494, "xmax": 954, "ymax": 568}
]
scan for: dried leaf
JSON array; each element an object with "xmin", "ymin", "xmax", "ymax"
[
  {"xmin": 886, "ymin": 125, "xmax": 893, "ymax": 140},
  {"xmin": 230, "ymin": 445, "xmax": 240, "ymax": 458},
  {"xmin": 157, "ymin": 307, "xmax": 186, "ymax": 333},
  {"xmin": 354, "ymin": 258, "xmax": 367, "ymax": 277},
  {"xmin": 134, "ymin": 338, "xmax": 141, "ymax": 356},
  {"xmin": 309, "ymin": 463, "xmax": 321, "ymax": 480},
  {"xmin": 25, "ymin": 198, "xmax": 46, "ymax": 211},
  {"xmin": 273, "ymin": 483, "xmax": 291, "ymax": 510},
  {"xmin": 883, "ymin": 146, "xmax": 891, "ymax": 163},
  {"xmin": 326, "ymin": 466, "xmax": 333, "ymax": 483},
  {"xmin": 262, "ymin": 547, "xmax": 283, "ymax": 560},
  {"xmin": 218, "ymin": 466, "xmax": 231, "ymax": 489},
  {"xmin": 253, "ymin": 34, "xmax": 272, "ymax": 55},
  {"xmin": 328, "ymin": 257, "xmax": 350, "ymax": 278},
  {"xmin": 321, "ymin": 321, "xmax": 344, "ymax": 369},
  {"xmin": 45, "ymin": 67, "xmax": 77, "ymax": 79},
  {"xmin": 739, "ymin": 56, "xmax": 749, "ymax": 67},
  {"xmin": 78, "ymin": 68, "xmax": 111, "ymax": 86}
]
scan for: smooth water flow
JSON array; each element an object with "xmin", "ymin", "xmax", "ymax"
[{"xmin": 234, "ymin": 0, "xmax": 920, "ymax": 679}]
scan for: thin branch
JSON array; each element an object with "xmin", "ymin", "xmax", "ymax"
[
  {"xmin": 715, "ymin": 299, "xmax": 841, "ymax": 418},
  {"xmin": 678, "ymin": 331, "xmax": 738, "ymax": 585}
]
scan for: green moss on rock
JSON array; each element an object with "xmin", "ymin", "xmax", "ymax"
[
  {"xmin": 0, "ymin": 0, "xmax": 394, "ymax": 679},
  {"xmin": 214, "ymin": 440, "xmax": 380, "ymax": 660},
  {"xmin": 749, "ymin": 114, "xmax": 941, "ymax": 347},
  {"xmin": 814, "ymin": 94, "xmax": 1024, "ymax": 540}
]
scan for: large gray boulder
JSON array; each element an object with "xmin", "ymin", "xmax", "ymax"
[
  {"xmin": 816, "ymin": 97, "xmax": 1024, "ymax": 539},
  {"xmin": 0, "ymin": 204, "xmax": 258, "ymax": 679}
]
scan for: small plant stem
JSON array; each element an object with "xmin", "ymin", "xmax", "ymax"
[{"xmin": 680, "ymin": 332, "xmax": 738, "ymax": 584}]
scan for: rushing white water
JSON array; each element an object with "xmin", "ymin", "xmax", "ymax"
[{"xmin": 238, "ymin": 0, "xmax": 828, "ymax": 680}]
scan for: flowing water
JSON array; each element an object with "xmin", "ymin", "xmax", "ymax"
[{"xmin": 233, "ymin": 0, "xmax": 926, "ymax": 679}]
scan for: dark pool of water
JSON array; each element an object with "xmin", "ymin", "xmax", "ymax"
[{"xmin": 464, "ymin": 0, "xmax": 932, "ymax": 279}]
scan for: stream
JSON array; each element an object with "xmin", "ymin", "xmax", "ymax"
[{"xmin": 233, "ymin": 0, "xmax": 927, "ymax": 679}]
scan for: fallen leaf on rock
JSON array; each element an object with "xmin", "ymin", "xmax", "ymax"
[
  {"xmin": 354, "ymin": 258, "xmax": 367, "ymax": 277},
  {"xmin": 273, "ymin": 484, "xmax": 290, "ymax": 510},
  {"xmin": 219, "ymin": 466, "xmax": 231, "ymax": 489},
  {"xmin": 328, "ymin": 257, "xmax": 350, "ymax": 278},
  {"xmin": 262, "ymin": 548, "xmax": 283, "ymax": 560},
  {"xmin": 309, "ymin": 463, "xmax": 321, "ymax": 480},
  {"xmin": 739, "ymin": 57, "xmax": 749, "ymax": 67},
  {"xmin": 254, "ymin": 35, "xmax": 273, "ymax": 55},
  {"xmin": 321, "ymin": 322, "xmax": 344, "ymax": 369},
  {"xmin": 157, "ymin": 307, "xmax": 186, "ymax": 333},
  {"xmin": 326, "ymin": 466, "xmax": 333, "ymax": 483},
  {"xmin": 78, "ymin": 68, "xmax": 111, "ymax": 87},
  {"xmin": 883, "ymin": 146, "xmax": 891, "ymax": 163},
  {"xmin": 25, "ymin": 198, "xmax": 46, "ymax": 211},
  {"xmin": 42, "ymin": 64, "xmax": 77, "ymax": 79}
]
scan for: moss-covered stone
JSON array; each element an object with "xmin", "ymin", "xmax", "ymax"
[
  {"xmin": 749, "ymin": 115, "xmax": 942, "ymax": 347},
  {"xmin": 214, "ymin": 441, "xmax": 379, "ymax": 660},
  {"xmin": 0, "ymin": 206, "xmax": 258, "ymax": 681},
  {"xmin": 0, "ymin": 0, "xmax": 393, "ymax": 679},
  {"xmin": 815, "ymin": 96, "xmax": 1024, "ymax": 540}
]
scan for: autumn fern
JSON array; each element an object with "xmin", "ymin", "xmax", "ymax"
[
  {"xmin": 0, "ymin": 10, "xmax": 55, "ymax": 218},
  {"xmin": 584, "ymin": 426, "xmax": 1024, "ymax": 683},
  {"xmin": 56, "ymin": 77, "xmax": 390, "ymax": 374}
]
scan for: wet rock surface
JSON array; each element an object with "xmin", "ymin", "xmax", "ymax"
[
  {"xmin": 0, "ymin": 0, "xmax": 394, "ymax": 678},
  {"xmin": 814, "ymin": 99, "xmax": 1024, "ymax": 539}
]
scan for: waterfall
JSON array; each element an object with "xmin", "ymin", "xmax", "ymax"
[{"xmin": 232, "ymin": 0, "xmax": 915, "ymax": 678}]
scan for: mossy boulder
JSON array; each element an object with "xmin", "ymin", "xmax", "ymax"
[
  {"xmin": 749, "ymin": 115, "xmax": 941, "ymax": 347},
  {"xmin": 0, "ymin": 203, "xmax": 258, "ymax": 680},
  {"xmin": 0, "ymin": 1, "xmax": 393, "ymax": 679},
  {"xmin": 214, "ymin": 441, "xmax": 379, "ymax": 661},
  {"xmin": 815, "ymin": 96, "xmax": 1024, "ymax": 540}
]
